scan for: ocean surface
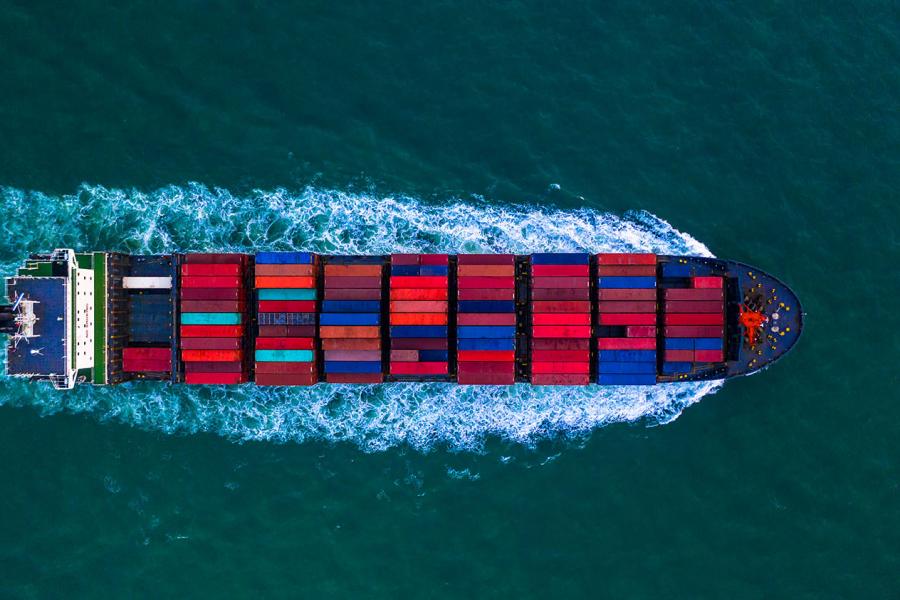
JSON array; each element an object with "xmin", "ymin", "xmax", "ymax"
[{"xmin": 0, "ymin": 1, "xmax": 898, "ymax": 598}]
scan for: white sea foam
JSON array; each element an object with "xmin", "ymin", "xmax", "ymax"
[{"xmin": 0, "ymin": 183, "xmax": 722, "ymax": 452}]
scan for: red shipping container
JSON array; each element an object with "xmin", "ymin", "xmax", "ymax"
[
  {"xmin": 326, "ymin": 373, "xmax": 383, "ymax": 384},
  {"xmin": 457, "ymin": 288, "xmax": 515, "ymax": 301},
  {"xmin": 390, "ymin": 350, "xmax": 419, "ymax": 361},
  {"xmin": 664, "ymin": 288, "xmax": 724, "ymax": 301},
  {"xmin": 184, "ymin": 253, "xmax": 247, "ymax": 264},
  {"xmin": 324, "ymin": 350, "xmax": 382, "ymax": 361},
  {"xmin": 322, "ymin": 338, "xmax": 382, "ymax": 351},
  {"xmin": 531, "ymin": 301, "xmax": 591, "ymax": 313},
  {"xmin": 531, "ymin": 338, "xmax": 590, "ymax": 350},
  {"xmin": 255, "ymin": 373, "xmax": 317, "ymax": 386},
  {"xmin": 531, "ymin": 277, "xmax": 589, "ymax": 289},
  {"xmin": 457, "ymin": 350, "xmax": 515, "ymax": 362},
  {"xmin": 184, "ymin": 361, "xmax": 244, "ymax": 373},
  {"xmin": 664, "ymin": 301, "xmax": 723, "ymax": 313},
  {"xmin": 391, "ymin": 314, "xmax": 448, "ymax": 325},
  {"xmin": 255, "ymin": 264, "xmax": 316, "ymax": 277},
  {"xmin": 390, "ymin": 254, "xmax": 420, "ymax": 265},
  {"xmin": 598, "ymin": 338, "xmax": 657, "ymax": 350},
  {"xmin": 258, "ymin": 325, "xmax": 316, "ymax": 337},
  {"xmin": 325, "ymin": 264, "xmax": 382, "ymax": 276},
  {"xmin": 390, "ymin": 301, "xmax": 448, "ymax": 313},
  {"xmin": 181, "ymin": 325, "xmax": 243, "ymax": 337},
  {"xmin": 598, "ymin": 289, "xmax": 657, "ymax": 301},
  {"xmin": 531, "ymin": 265, "xmax": 589, "ymax": 277},
  {"xmin": 457, "ymin": 254, "xmax": 515, "ymax": 265},
  {"xmin": 457, "ymin": 313, "xmax": 516, "ymax": 326},
  {"xmin": 391, "ymin": 288, "xmax": 448, "ymax": 300},
  {"xmin": 388, "ymin": 338, "xmax": 448, "ymax": 350},
  {"xmin": 665, "ymin": 349, "xmax": 694, "ymax": 362},
  {"xmin": 597, "ymin": 265, "xmax": 657, "ymax": 276},
  {"xmin": 533, "ymin": 313, "xmax": 591, "ymax": 326},
  {"xmin": 257, "ymin": 300, "xmax": 316, "ymax": 312},
  {"xmin": 123, "ymin": 358, "xmax": 171, "ymax": 372},
  {"xmin": 663, "ymin": 326, "xmax": 724, "ymax": 338},
  {"xmin": 597, "ymin": 301, "xmax": 656, "ymax": 313},
  {"xmin": 598, "ymin": 313, "xmax": 657, "ymax": 326},
  {"xmin": 182, "ymin": 349, "xmax": 242, "ymax": 362},
  {"xmin": 532, "ymin": 362, "xmax": 589, "ymax": 374},
  {"xmin": 596, "ymin": 253, "xmax": 656, "ymax": 265},
  {"xmin": 391, "ymin": 362, "xmax": 448, "ymax": 375},
  {"xmin": 256, "ymin": 276, "xmax": 316, "ymax": 289},
  {"xmin": 531, "ymin": 350, "xmax": 589, "ymax": 362},
  {"xmin": 181, "ymin": 337, "xmax": 242, "ymax": 350},
  {"xmin": 255, "ymin": 362, "xmax": 316, "ymax": 374},
  {"xmin": 324, "ymin": 288, "xmax": 382, "ymax": 300},
  {"xmin": 532, "ymin": 325, "xmax": 591, "ymax": 338},
  {"xmin": 694, "ymin": 349, "xmax": 724, "ymax": 362},
  {"xmin": 457, "ymin": 277, "xmax": 515, "ymax": 289},
  {"xmin": 185, "ymin": 372, "xmax": 247, "ymax": 384},
  {"xmin": 319, "ymin": 325, "xmax": 380, "ymax": 338},
  {"xmin": 457, "ymin": 265, "xmax": 515, "ymax": 277},
  {"xmin": 531, "ymin": 373, "xmax": 590, "ymax": 386},
  {"xmin": 181, "ymin": 276, "xmax": 242, "ymax": 289},
  {"xmin": 458, "ymin": 372, "xmax": 516, "ymax": 385},
  {"xmin": 390, "ymin": 276, "xmax": 449, "ymax": 289},
  {"xmin": 458, "ymin": 362, "xmax": 515, "ymax": 375},
  {"xmin": 626, "ymin": 326, "xmax": 657, "ymax": 337},
  {"xmin": 255, "ymin": 337, "xmax": 314, "ymax": 350},
  {"xmin": 420, "ymin": 254, "xmax": 449, "ymax": 266},
  {"xmin": 181, "ymin": 300, "xmax": 246, "ymax": 313},
  {"xmin": 693, "ymin": 276, "xmax": 723, "ymax": 289},
  {"xmin": 531, "ymin": 288, "xmax": 590, "ymax": 301},
  {"xmin": 123, "ymin": 347, "xmax": 170, "ymax": 361},
  {"xmin": 664, "ymin": 313, "xmax": 724, "ymax": 325},
  {"xmin": 181, "ymin": 264, "xmax": 241, "ymax": 276},
  {"xmin": 324, "ymin": 276, "xmax": 382, "ymax": 289},
  {"xmin": 180, "ymin": 288, "xmax": 245, "ymax": 300}
]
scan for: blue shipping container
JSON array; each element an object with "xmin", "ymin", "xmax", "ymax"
[
  {"xmin": 321, "ymin": 300, "xmax": 381, "ymax": 313},
  {"xmin": 531, "ymin": 253, "xmax": 590, "ymax": 265},
  {"xmin": 598, "ymin": 350, "xmax": 657, "ymax": 362},
  {"xmin": 457, "ymin": 338, "xmax": 516, "ymax": 351},
  {"xmin": 597, "ymin": 361, "xmax": 657, "ymax": 374},
  {"xmin": 694, "ymin": 338, "xmax": 723, "ymax": 350},
  {"xmin": 390, "ymin": 265, "xmax": 420, "ymax": 276},
  {"xmin": 457, "ymin": 300, "xmax": 516, "ymax": 313},
  {"xmin": 597, "ymin": 373, "xmax": 657, "ymax": 385},
  {"xmin": 320, "ymin": 313, "xmax": 380, "ymax": 326},
  {"xmin": 324, "ymin": 361, "xmax": 383, "ymax": 374},
  {"xmin": 255, "ymin": 252, "xmax": 313, "ymax": 264},
  {"xmin": 418, "ymin": 350, "xmax": 449, "ymax": 362},
  {"xmin": 597, "ymin": 276, "xmax": 657, "ymax": 289},
  {"xmin": 390, "ymin": 326, "xmax": 449, "ymax": 338},
  {"xmin": 662, "ymin": 362, "xmax": 693, "ymax": 374},
  {"xmin": 663, "ymin": 338, "xmax": 693, "ymax": 350},
  {"xmin": 660, "ymin": 263, "xmax": 692, "ymax": 277},
  {"xmin": 457, "ymin": 326, "xmax": 517, "ymax": 339}
]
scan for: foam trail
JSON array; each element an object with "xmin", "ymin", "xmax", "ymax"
[{"xmin": 0, "ymin": 184, "xmax": 721, "ymax": 452}]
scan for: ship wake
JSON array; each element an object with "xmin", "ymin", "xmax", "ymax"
[{"xmin": 0, "ymin": 183, "xmax": 722, "ymax": 452}]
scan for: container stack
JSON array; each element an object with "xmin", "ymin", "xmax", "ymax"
[
  {"xmin": 662, "ymin": 276, "xmax": 725, "ymax": 376},
  {"xmin": 529, "ymin": 253, "xmax": 592, "ymax": 385},
  {"xmin": 122, "ymin": 255, "xmax": 174, "ymax": 376},
  {"xmin": 456, "ymin": 254, "xmax": 517, "ymax": 384},
  {"xmin": 388, "ymin": 254, "xmax": 450, "ymax": 378},
  {"xmin": 595, "ymin": 253, "xmax": 658, "ymax": 385},
  {"xmin": 179, "ymin": 253, "xmax": 249, "ymax": 384},
  {"xmin": 254, "ymin": 252, "xmax": 318, "ymax": 386},
  {"xmin": 321, "ymin": 257, "xmax": 385, "ymax": 383}
]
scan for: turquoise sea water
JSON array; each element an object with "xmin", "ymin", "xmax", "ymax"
[{"xmin": 1, "ymin": 1, "xmax": 898, "ymax": 597}]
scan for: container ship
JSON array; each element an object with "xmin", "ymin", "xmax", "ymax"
[{"xmin": 1, "ymin": 250, "xmax": 801, "ymax": 389}]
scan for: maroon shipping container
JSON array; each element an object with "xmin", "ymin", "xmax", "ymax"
[
  {"xmin": 180, "ymin": 288, "xmax": 245, "ymax": 300},
  {"xmin": 457, "ymin": 254, "xmax": 515, "ymax": 265},
  {"xmin": 181, "ymin": 300, "xmax": 246, "ymax": 313},
  {"xmin": 598, "ymin": 289, "xmax": 658, "ymax": 301},
  {"xmin": 257, "ymin": 325, "xmax": 316, "ymax": 337},
  {"xmin": 665, "ymin": 349, "xmax": 694, "ymax": 362},
  {"xmin": 389, "ymin": 338, "xmax": 449, "ymax": 350},
  {"xmin": 531, "ymin": 301, "xmax": 591, "ymax": 313},
  {"xmin": 597, "ymin": 301, "xmax": 657, "ymax": 313},
  {"xmin": 390, "ymin": 361, "xmax": 449, "ymax": 375},
  {"xmin": 184, "ymin": 253, "xmax": 248, "ymax": 264},
  {"xmin": 531, "ymin": 338, "xmax": 590, "ymax": 350},
  {"xmin": 324, "ymin": 350, "xmax": 382, "ymax": 361},
  {"xmin": 322, "ymin": 338, "xmax": 381, "ymax": 351},
  {"xmin": 457, "ymin": 265, "xmax": 515, "ymax": 277},
  {"xmin": 180, "ymin": 337, "xmax": 243, "ymax": 350},
  {"xmin": 530, "ymin": 277, "xmax": 589, "ymax": 289},
  {"xmin": 597, "ymin": 265, "xmax": 657, "ymax": 276},
  {"xmin": 626, "ymin": 326, "xmax": 657, "ymax": 337},
  {"xmin": 458, "ymin": 362, "xmax": 516, "ymax": 375},
  {"xmin": 123, "ymin": 347, "xmax": 170, "ymax": 360},
  {"xmin": 663, "ymin": 288, "xmax": 724, "ymax": 301},
  {"xmin": 324, "ymin": 276, "xmax": 382, "ymax": 289},
  {"xmin": 664, "ymin": 301, "xmax": 723, "ymax": 313},
  {"xmin": 326, "ymin": 373, "xmax": 383, "ymax": 384},
  {"xmin": 420, "ymin": 254, "xmax": 449, "ymax": 266},
  {"xmin": 256, "ymin": 373, "xmax": 317, "ymax": 386},
  {"xmin": 183, "ymin": 361, "xmax": 244, "ymax": 373},
  {"xmin": 255, "ymin": 362, "xmax": 317, "ymax": 374},
  {"xmin": 324, "ymin": 288, "xmax": 383, "ymax": 300},
  {"xmin": 181, "ymin": 264, "xmax": 241, "ymax": 276},
  {"xmin": 457, "ymin": 288, "xmax": 515, "ymax": 301},
  {"xmin": 255, "ymin": 264, "xmax": 316, "ymax": 277},
  {"xmin": 457, "ymin": 313, "xmax": 517, "ymax": 326},
  {"xmin": 390, "ymin": 349, "xmax": 420, "ymax": 361},
  {"xmin": 458, "ymin": 372, "xmax": 516, "ymax": 385},
  {"xmin": 596, "ymin": 253, "xmax": 656, "ymax": 265},
  {"xmin": 390, "ymin": 254, "xmax": 421, "ymax": 265},
  {"xmin": 531, "ymin": 362, "xmax": 590, "ymax": 374},
  {"xmin": 531, "ymin": 288, "xmax": 591, "ymax": 301},
  {"xmin": 664, "ymin": 326, "xmax": 725, "ymax": 338},
  {"xmin": 531, "ymin": 373, "xmax": 591, "ymax": 386},
  {"xmin": 457, "ymin": 276, "xmax": 514, "ymax": 289},
  {"xmin": 664, "ymin": 313, "xmax": 724, "ymax": 325},
  {"xmin": 694, "ymin": 349, "xmax": 724, "ymax": 362},
  {"xmin": 122, "ymin": 358, "xmax": 171, "ymax": 372}
]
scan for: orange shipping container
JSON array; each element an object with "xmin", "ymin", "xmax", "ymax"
[
  {"xmin": 457, "ymin": 265, "xmax": 515, "ymax": 277},
  {"xmin": 389, "ymin": 300, "xmax": 448, "ymax": 313},
  {"xmin": 322, "ymin": 338, "xmax": 382, "ymax": 350},
  {"xmin": 324, "ymin": 264, "xmax": 383, "ymax": 276},
  {"xmin": 255, "ymin": 276, "xmax": 316, "ymax": 289},
  {"xmin": 319, "ymin": 325, "xmax": 381, "ymax": 338},
  {"xmin": 255, "ymin": 264, "xmax": 316, "ymax": 277}
]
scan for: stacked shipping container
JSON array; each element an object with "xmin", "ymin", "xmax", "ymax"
[
  {"xmin": 456, "ymin": 254, "xmax": 517, "ymax": 384},
  {"xmin": 662, "ymin": 276, "xmax": 725, "ymax": 375},
  {"xmin": 529, "ymin": 253, "xmax": 591, "ymax": 385},
  {"xmin": 122, "ymin": 255, "xmax": 174, "ymax": 376},
  {"xmin": 595, "ymin": 253, "xmax": 658, "ymax": 385},
  {"xmin": 254, "ymin": 252, "xmax": 318, "ymax": 386},
  {"xmin": 389, "ymin": 254, "xmax": 450, "ymax": 378},
  {"xmin": 321, "ymin": 257, "xmax": 384, "ymax": 383},
  {"xmin": 179, "ymin": 254, "xmax": 249, "ymax": 384}
]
